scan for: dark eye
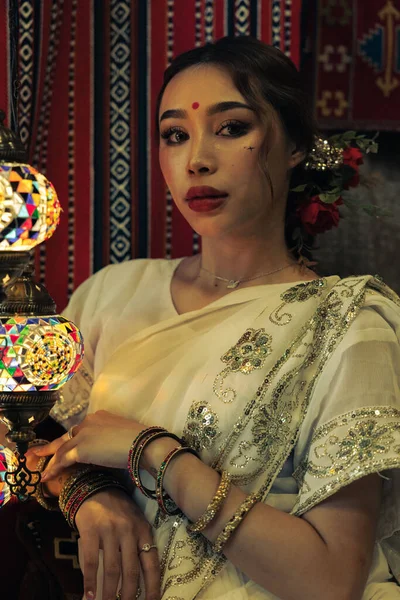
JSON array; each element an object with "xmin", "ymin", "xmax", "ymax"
[
  {"xmin": 217, "ymin": 120, "xmax": 251, "ymax": 137},
  {"xmin": 160, "ymin": 127, "xmax": 188, "ymax": 145}
]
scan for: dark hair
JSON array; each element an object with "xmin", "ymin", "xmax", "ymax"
[{"xmin": 156, "ymin": 36, "xmax": 316, "ymax": 257}]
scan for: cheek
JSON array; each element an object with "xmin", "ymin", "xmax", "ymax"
[
  {"xmin": 159, "ymin": 148, "xmax": 186, "ymax": 186},
  {"xmin": 159, "ymin": 150, "xmax": 181, "ymax": 189},
  {"xmin": 226, "ymin": 149, "xmax": 263, "ymax": 184}
]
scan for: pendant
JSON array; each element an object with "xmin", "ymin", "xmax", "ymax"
[{"xmin": 227, "ymin": 280, "xmax": 240, "ymax": 289}]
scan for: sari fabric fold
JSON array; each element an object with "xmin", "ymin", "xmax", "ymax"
[{"xmin": 53, "ymin": 259, "xmax": 400, "ymax": 599}]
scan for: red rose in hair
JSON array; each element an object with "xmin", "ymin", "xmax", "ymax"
[
  {"xmin": 297, "ymin": 195, "xmax": 342, "ymax": 235},
  {"xmin": 342, "ymin": 146, "xmax": 364, "ymax": 189}
]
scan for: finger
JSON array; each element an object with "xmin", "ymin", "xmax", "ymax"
[
  {"xmin": 31, "ymin": 433, "xmax": 70, "ymax": 456},
  {"xmin": 41, "ymin": 445, "xmax": 80, "ymax": 480},
  {"xmin": 102, "ymin": 535, "xmax": 122, "ymax": 600},
  {"xmin": 80, "ymin": 531, "xmax": 100, "ymax": 600},
  {"xmin": 120, "ymin": 535, "xmax": 142, "ymax": 600},
  {"xmin": 139, "ymin": 545, "xmax": 161, "ymax": 600}
]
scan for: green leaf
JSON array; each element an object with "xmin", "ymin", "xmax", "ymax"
[
  {"xmin": 342, "ymin": 130, "xmax": 357, "ymax": 140},
  {"xmin": 290, "ymin": 184, "xmax": 309, "ymax": 192},
  {"xmin": 319, "ymin": 193, "xmax": 341, "ymax": 204}
]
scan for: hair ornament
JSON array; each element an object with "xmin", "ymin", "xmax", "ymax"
[
  {"xmin": 290, "ymin": 131, "xmax": 384, "ymax": 237},
  {"xmin": 304, "ymin": 137, "xmax": 343, "ymax": 171}
]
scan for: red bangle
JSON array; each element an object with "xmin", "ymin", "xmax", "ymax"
[{"xmin": 127, "ymin": 427, "xmax": 182, "ymax": 499}]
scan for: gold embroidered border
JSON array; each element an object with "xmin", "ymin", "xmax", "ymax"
[
  {"xmin": 160, "ymin": 276, "xmax": 395, "ymax": 599},
  {"xmin": 292, "ymin": 407, "xmax": 400, "ymax": 516},
  {"xmin": 293, "ymin": 457, "xmax": 400, "ymax": 517}
]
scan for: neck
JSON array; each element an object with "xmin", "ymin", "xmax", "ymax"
[{"xmin": 199, "ymin": 233, "xmax": 295, "ymax": 284}]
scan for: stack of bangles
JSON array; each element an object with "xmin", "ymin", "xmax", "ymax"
[
  {"xmin": 127, "ymin": 426, "xmax": 199, "ymax": 515},
  {"xmin": 59, "ymin": 468, "xmax": 127, "ymax": 530},
  {"xmin": 127, "ymin": 427, "xmax": 260, "ymax": 553},
  {"xmin": 51, "ymin": 425, "xmax": 260, "ymax": 554}
]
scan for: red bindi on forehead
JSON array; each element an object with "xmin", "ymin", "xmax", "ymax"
[{"xmin": 192, "ymin": 102, "xmax": 200, "ymax": 110}]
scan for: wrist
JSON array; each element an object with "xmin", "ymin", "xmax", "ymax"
[{"xmin": 141, "ymin": 436, "xmax": 178, "ymax": 475}]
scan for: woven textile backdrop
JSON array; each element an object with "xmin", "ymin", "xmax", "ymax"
[
  {"xmin": 1, "ymin": 0, "xmax": 302, "ymax": 310},
  {"xmin": 314, "ymin": 0, "xmax": 400, "ymax": 130}
]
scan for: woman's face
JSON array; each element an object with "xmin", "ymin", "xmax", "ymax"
[{"xmin": 158, "ymin": 65, "xmax": 298, "ymax": 241}]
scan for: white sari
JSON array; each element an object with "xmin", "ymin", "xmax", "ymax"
[{"xmin": 52, "ymin": 259, "xmax": 400, "ymax": 599}]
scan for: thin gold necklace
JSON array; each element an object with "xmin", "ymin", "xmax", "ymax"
[{"xmin": 200, "ymin": 263, "xmax": 294, "ymax": 289}]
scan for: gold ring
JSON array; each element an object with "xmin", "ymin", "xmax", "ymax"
[
  {"xmin": 67, "ymin": 425, "xmax": 77, "ymax": 440},
  {"xmin": 139, "ymin": 543, "xmax": 157, "ymax": 554}
]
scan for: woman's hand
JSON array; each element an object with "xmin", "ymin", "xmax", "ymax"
[
  {"xmin": 76, "ymin": 487, "xmax": 160, "ymax": 600},
  {"xmin": 31, "ymin": 411, "xmax": 146, "ymax": 480}
]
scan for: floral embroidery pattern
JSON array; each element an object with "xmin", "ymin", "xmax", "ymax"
[
  {"xmin": 221, "ymin": 328, "xmax": 272, "ymax": 374},
  {"xmin": 270, "ymin": 279, "xmax": 327, "ymax": 325},
  {"xmin": 252, "ymin": 404, "xmax": 292, "ymax": 457},
  {"xmin": 182, "ymin": 402, "xmax": 220, "ymax": 453},
  {"xmin": 214, "ymin": 329, "xmax": 272, "ymax": 404},
  {"xmin": 293, "ymin": 409, "xmax": 400, "ymax": 516},
  {"xmin": 229, "ymin": 404, "xmax": 293, "ymax": 471},
  {"xmin": 281, "ymin": 279, "xmax": 326, "ymax": 303},
  {"xmin": 305, "ymin": 419, "xmax": 400, "ymax": 479},
  {"xmin": 336, "ymin": 420, "xmax": 398, "ymax": 464},
  {"xmin": 160, "ymin": 277, "xmax": 397, "ymax": 599}
]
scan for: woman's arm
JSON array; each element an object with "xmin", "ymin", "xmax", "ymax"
[
  {"xmin": 35, "ymin": 411, "xmax": 383, "ymax": 600},
  {"xmin": 144, "ymin": 437, "xmax": 381, "ymax": 600}
]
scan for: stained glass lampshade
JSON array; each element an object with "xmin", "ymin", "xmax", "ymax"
[
  {"xmin": 0, "ymin": 315, "xmax": 83, "ymax": 393},
  {"xmin": 0, "ymin": 111, "xmax": 84, "ymax": 500},
  {"xmin": 0, "ymin": 163, "xmax": 61, "ymax": 250}
]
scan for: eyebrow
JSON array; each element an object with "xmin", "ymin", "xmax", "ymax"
[{"xmin": 159, "ymin": 101, "xmax": 254, "ymax": 123}]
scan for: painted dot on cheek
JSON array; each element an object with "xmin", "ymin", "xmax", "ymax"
[{"xmin": 192, "ymin": 102, "xmax": 200, "ymax": 110}]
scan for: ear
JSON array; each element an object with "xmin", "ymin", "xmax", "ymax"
[{"xmin": 288, "ymin": 147, "xmax": 307, "ymax": 169}]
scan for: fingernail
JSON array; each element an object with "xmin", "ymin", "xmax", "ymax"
[
  {"xmin": 86, "ymin": 592, "xmax": 95, "ymax": 599},
  {"xmin": 41, "ymin": 471, "xmax": 49, "ymax": 481}
]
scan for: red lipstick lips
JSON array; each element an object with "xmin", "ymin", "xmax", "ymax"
[{"xmin": 186, "ymin": 186, "xmax": 228, "ymax": 213}]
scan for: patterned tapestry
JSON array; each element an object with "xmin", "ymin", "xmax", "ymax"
[
  {"xmin": 1, "ymin": 0, "xmax": 303, "ymax": 310},
  {"xmin": 314, "ymin": 0, "xmax": 400, "ymax": 130}
]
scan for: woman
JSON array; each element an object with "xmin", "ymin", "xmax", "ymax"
[{"xmin": 31, "ymin": 36, "xmax": 400, "ymax": 600}]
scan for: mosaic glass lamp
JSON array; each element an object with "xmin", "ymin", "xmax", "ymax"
[{"xmin": 0, "ymin": 110, "xmax": 84, "ymax": 500}]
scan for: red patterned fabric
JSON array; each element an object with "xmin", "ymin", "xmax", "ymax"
[
  {"xmin": 2, "ymin": 0, "xmax": 303, "ymax": 310},
  {"xmin": 314, "ymin": 0, "xmax": 400, "ymax": 131}
]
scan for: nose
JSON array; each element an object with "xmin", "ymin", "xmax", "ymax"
[{"xmin": 187, "ymin": 139, "xmax": 217, "ymax": 176}]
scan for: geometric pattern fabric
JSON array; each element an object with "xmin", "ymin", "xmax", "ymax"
[{"xmin": 1, "ymin": 0, "xmax": 302, "ymax": 309}]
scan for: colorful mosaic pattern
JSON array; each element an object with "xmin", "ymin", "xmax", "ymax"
[
  {"xmin": 0, "ymin": 163, "xmax": 61, "ymax": 250},
  {"xmin": 0, "ymin": 444, "xmax": 17, "ymax": 507},
  {"xmin": 0, "ymin": 315, "xmax": 83, "ymax": 392}
]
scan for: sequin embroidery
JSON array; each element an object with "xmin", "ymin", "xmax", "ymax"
[
  {"xmin": 182, "ymin": 401, "xmax": 220, "ymax": 453},
  {"xmin": 213, "ymin": 328, "xmax": 272, "ymax": 403}
]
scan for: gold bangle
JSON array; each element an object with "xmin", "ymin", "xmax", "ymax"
[
  {"xmin": 33, "ymin": 455, "xmax": 59, "ymax": 511},
  {"xmin": 213, "ymin": 492, "xmax": 260, "ymax": 554},
  {"xmin": 28, "ymin": 438, "xmax": 49, "ymax": 449},
  {"xmin": 187, "ymin": 470, "xmax": 231, "ymax": 533},
  {"xmin": 59, "ymin": 466, "xmax": 94, "ymax": 512}
]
